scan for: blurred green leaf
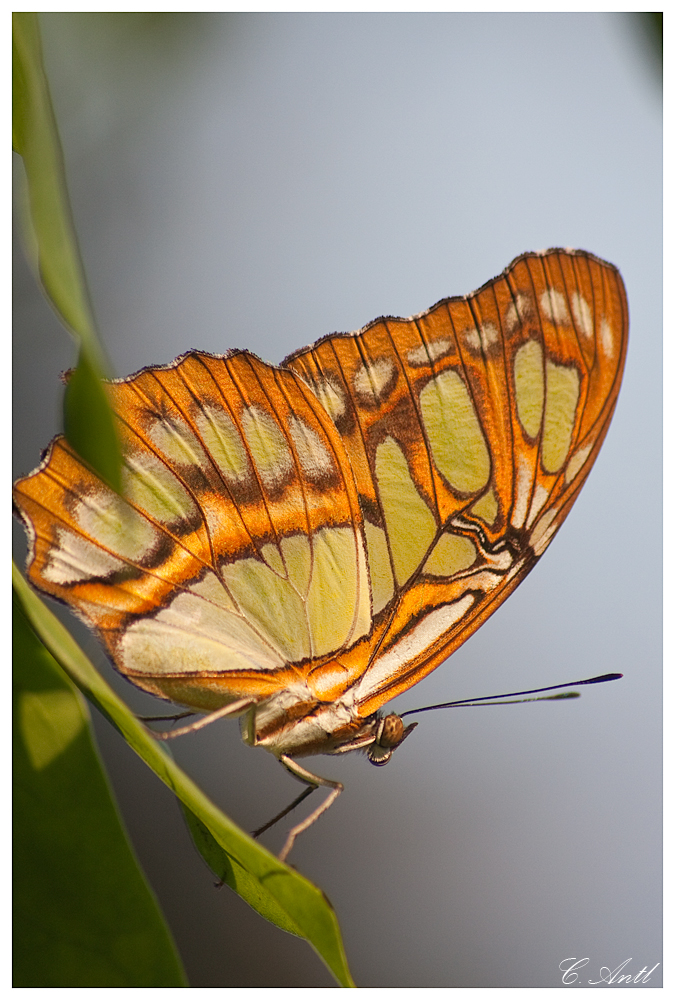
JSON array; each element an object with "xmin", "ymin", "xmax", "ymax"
[
  {"xmin": 12, "ymin": 565, "xmax": 356, "ymax": 988},
  {"xmin": 12, "ymin": 11, "xmax": 121, "ymax": 490},
  {"xmin": 642, "ymin": 12, "xmax": 663, "ymax": 63},
  {"xmin": 13, "ymin": 594, "xmax": 187, "ymax": 987},
  {"xmin": 629, "ymin": 13, "xmax": 663, "ymax": 86},
  {"xmin": 63, "ymin": 348, "xmax": 123, "ymax": 491},
  {"xmin": 12, "ymin": 12, "xmax": 94, "ymax": 344}
]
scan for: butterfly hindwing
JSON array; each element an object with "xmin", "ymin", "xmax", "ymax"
[{"xmin": 14, "ymin": 351, "xmax": 373, "ymax": 709}]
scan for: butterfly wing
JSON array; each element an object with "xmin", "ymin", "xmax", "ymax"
[
  {"xmin": 14, "ymin": 351, "xmax": 373, "ymax": 711},
  {"xmin": 14, "ymin": 249, "xmax": 627, "ymax": 735},
  {"xmin": 284, "ymin": 249, "xmax": 628, "ymax": 717}
]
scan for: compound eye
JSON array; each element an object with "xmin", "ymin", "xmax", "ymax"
[
  {"xmin": 367, "ymin": 715, "xmax": 417, "ymax": 766},
  {"xmin": 378, "ymin": 714, "xmax": 405, "ymax": 748}
]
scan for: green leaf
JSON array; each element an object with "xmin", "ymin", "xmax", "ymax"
[
  {"xmin": 12, "ymin": 12, "xmax": 121, "ymax": 491},
  {"xmin": 13, "ymin": 594, "xmax": 187, "ymax": 987},
  {"xmin": 182, "ymin": 809, "xmax": 303, "ymax": 937},
  {"xmin": 12, "ymin": 12, "xmax": 93, "ymax": 343},
  {"xmin": 63, "ymin": 348, "xmax": 124, "ymax": 491},
  {"xmin": 12, "ymin": 565, "xmax": 356, "ymax": 989}
]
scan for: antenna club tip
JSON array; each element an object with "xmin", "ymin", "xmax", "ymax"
[{"xmin": 586, "ymin": 672, "xmax": 623, "ymax": 683}]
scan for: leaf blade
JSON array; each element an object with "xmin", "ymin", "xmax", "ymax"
[
  {"xmin": 12, "ymin": 11, "xmax": 122, "ymax": 490},
  {"xmin": 13, "ymin": 594, "xmax": 188, "ymax": 987}
]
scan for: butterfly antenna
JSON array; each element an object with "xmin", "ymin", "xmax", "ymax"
[{"xmin": 400, "ymin": 672, "xmax": 622, "ymax": 718}]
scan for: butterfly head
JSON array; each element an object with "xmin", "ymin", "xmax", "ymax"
[{"xmin": 366, "ymin": 714, "xmax": 418, "ymax": 767}]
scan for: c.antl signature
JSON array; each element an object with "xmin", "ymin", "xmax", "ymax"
[{"xmin": 559, "ymin": 957, "xmax": 660, "ymax": 985}]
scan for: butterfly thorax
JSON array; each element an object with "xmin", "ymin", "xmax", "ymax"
[{"xmin": 242, "ymin": 685, "xmax": 415, "ymax": 764}]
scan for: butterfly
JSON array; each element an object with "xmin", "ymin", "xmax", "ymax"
[{"xmin": 13, "ymin": 248, "xmax": 628, "ymax": 859}]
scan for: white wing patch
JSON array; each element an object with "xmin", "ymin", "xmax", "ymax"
[
  {"xmin": 511, "ymin": 456, "xmax": 535, "ymax": 530},
  {"xmin": 353, "ymin": 595, "xmax": 476, "ymax": 704},
  {"xmin": 407, "ymin": 339, "xmax": 452, "ymax": 366},
  {"xmin": 540, "ymin": 288, "xmax": 571, "ymax": 326},
  {"xmin": 530, "ymin": 507, "xmax": 560, "ymax": 556},
  {"xmin": 353, "ymin": 358, "xmax": 396, "ymax": 403},
  {"xmin": 526, "ymin": 484, "xmax": 550, "ymax": 529},
  {"xmin": 288, "ymin": 416, "xmax": 335, "ymax": 479},
  {"xmin": 43, "ymin": 528, "xmax": 127, "ymax": 585},
  {"xmin": 565, "ymin": 442, "xmax": 593, "ymax": 484},
  {"xmin": 309, "ymin": 378, "xmax": 346, "ymax": 420},
  {"xmin": 571, "ymin": 292, "xmax": 594, "ymax": 339},
  {"xmin": 463, "ymin": 322, "xmax": 500, "ymax": 354},
  {"xmin": 505, "ymin": 293, "xmax": 532, "ymax": 332}
]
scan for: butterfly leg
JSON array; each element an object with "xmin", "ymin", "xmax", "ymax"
[
  {"xmin": 276, "ymin": 755, "xmax": 343, "ymax": 863},
  {"xmin": 146, "ymin": 697, "xmax": 256, "ymax": 740},
  {"xmin": 138, "ymin": 710, "xmax": 194, "ymax": 723}
]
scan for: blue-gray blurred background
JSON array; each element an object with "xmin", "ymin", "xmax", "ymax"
[{"xmin": 13, "ymin": 13, "xmax": 661, "ymax": 988}]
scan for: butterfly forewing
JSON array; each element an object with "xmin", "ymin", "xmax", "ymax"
[
  {"xmin": 14, "ymin": 249, "xmax": 627, "ymax": 734},
  {"xmin": 284, "ymin": 249, "xmax": 627, "ymax": 715}
]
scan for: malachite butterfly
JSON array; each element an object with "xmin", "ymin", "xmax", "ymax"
[{"xmin": 14, "ymin": 248, "xmax": 628, "ymax": 859}]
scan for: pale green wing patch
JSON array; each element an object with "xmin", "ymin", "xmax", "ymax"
[
  {"xmin": 542, "ymin": 362, "xmax": 581, "ymax": 474},
  {"xmin": 120, "ymin": 581, "xmax": 285, "ymax": 678},
  {"xmin": 280, "ymin": 534, "xmax": 312, "ymax": 597},
  {"xmin": 469, "ymin": 488, "xmax": 499, "ymax": 526},
  {"xmin": 419, "ymin": 370, "xmax": 490, "ymax": 495},
  {"xmin": 194, "ymin": 404, "xmax": 251, "ymax": 484},
  {"xmin": 364, "ymin": 520, "xmax": 395, "ymax": 615},
  {"xmin": 424, "ymin": 534, "xmax": 477, "ymax": 577},
  {"xmin": 123, "ymin": 450, "xmax": 199, "ymax": 526},
  {"xmin": 241, "ymin": 405, "xmax": 294, "ymax": 489},
  {"xmin": 148, "ymin": 414, "xmax": 211, "ymax": 471},
  {"xmin": 70, "ymin": 489, "xmax": 160, "ymax": 563},
  {"xmin": 307, "ymin": 527, "xmax": 364, "ymax": 657},
  {"xmin": 221, "ymin": 556, "xmax": 311, "ymax": 662},
  {"xmin": 375, "ymin": 437, "xmax": 437, "ymax": 587},
  {"xmin": 513, "ymin": 340, "xmax": 545, "ymax": 440}
]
